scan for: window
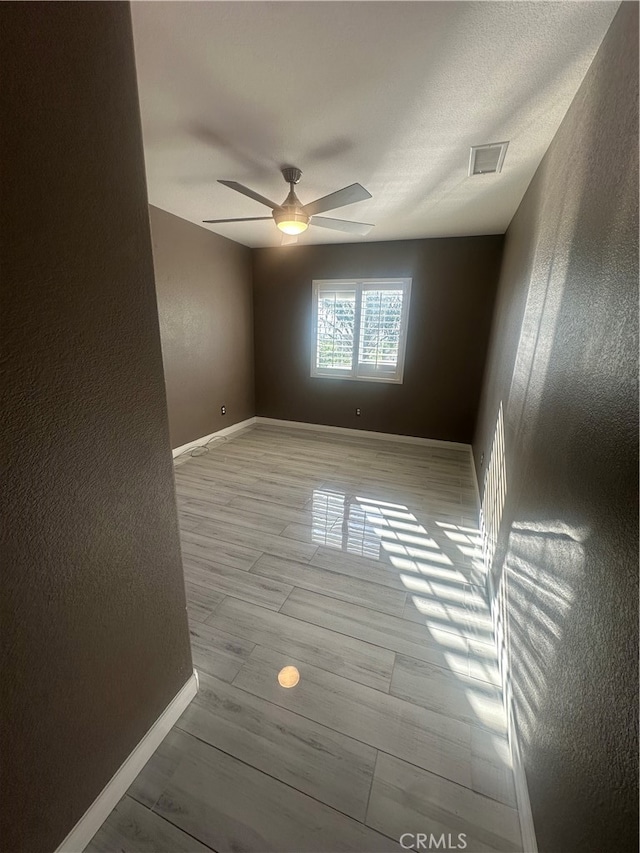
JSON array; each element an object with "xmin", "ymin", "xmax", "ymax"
[{"xmin": 311, "ymin": 278, "xmax": 411, "ymax": 383}]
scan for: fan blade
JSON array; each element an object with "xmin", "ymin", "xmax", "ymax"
[
  {"xmin": 202, "ymin": 217, "xmax": 272, "ymax": 223},
  {"xmin": 218, "ymin": 180, "xmax": 279, "ymax": 209},
  {"xmin": 310, "ymin": 216, "xmax": 373, "ymax": 235},
  {"xmin": 280, "ymin": 233, "xmax": 298, "ymax": 246},
  {"xmin": 302, "ymin": 183, "xmax": 371, "ymax": 216}
]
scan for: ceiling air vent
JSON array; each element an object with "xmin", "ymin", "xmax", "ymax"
[{"xmin": 469, "ymin": 141, "xmax": 509, "ymax": 176}]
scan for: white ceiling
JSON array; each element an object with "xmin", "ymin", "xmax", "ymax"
[{"xmin": 131, "ymin": 1, "xmax": 618, "ymax": 248}]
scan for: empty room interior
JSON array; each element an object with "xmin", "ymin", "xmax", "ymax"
[{"xmin": 3, "ymin": 2, "xmax": 638, "ymax": 853}]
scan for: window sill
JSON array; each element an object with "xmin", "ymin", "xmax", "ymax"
[{"xmin": 310, "ymin": 373, "xmax": 404, "ymax": 385}]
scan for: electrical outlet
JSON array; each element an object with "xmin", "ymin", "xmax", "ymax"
[
  {"xmin": 221, "ymin": 405, "xmax": 226, "ymax": 416},
  {"xmin": 356, "ymin": 407, "xmax": 361, "ymax": 416},
  {"xmin": 480, "ymin": 452, "xmax": 484, "ymax": 465}
]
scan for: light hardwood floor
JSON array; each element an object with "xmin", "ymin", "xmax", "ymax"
[{"xmin": 86, "ymin": 424, "xmax": 522, "ymax": 853}]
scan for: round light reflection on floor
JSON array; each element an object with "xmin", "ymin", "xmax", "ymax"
[{"xmin": 278, "ymin": 666, "xmax": 300, "ymax": 688}]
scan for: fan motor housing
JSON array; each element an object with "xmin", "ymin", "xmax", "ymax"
[{"xmin": 272, "ymin": 207, "xmax": 309, "ymax": 228}]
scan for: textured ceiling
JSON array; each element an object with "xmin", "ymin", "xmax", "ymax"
[{"xmin": 131, "ymin": 1, "xmax": 618, "ymax": 248}]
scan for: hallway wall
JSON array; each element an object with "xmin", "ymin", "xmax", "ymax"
[
  {"xmin": 472, "ymin": 4, "xmax": 639, "ymax": 851},
  {"xmin": 1, "ymin": 5, "xmax": 193, "ymax": 852},
  {"xmin": 150, "ymin": 207, "xmax": 255, "ymax": 449}
]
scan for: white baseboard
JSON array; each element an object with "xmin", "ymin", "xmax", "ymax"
[
  {"xmin": 254, "ymin": 417, "xmax": 471, "ymax": 451},
  {"xmin": 172, "ymin": 417, "xmax": 257, "ymax": 458},
  {"xmin": 469, "ymin": 446, "xmax": 481, "ymax": 511},
  {"xmin": 488, "ymin": 558, "xmax": 537, "ymax": 851},
  {"xmin": 505, "ymin": 678, "xmax": 538, "ymax": 853},
  {"xmin": 55, "ymin": 671, "xmax": 198, "ymax": 853},
  {"xmin": 489, "ymin": 577, "xmax": 537, "ymax": 852}
]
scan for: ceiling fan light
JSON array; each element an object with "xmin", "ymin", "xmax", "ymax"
[
  {"xmin": 277, "ymin": 220, "xmax": 308, "ymax": 235},
  {"xmin": 274, "ymin": 210, "xmax": 309, "ymax": 235}
]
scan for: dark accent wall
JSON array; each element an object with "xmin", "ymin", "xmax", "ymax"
[
  {"xmin": 1, "ymin": 5, "xmax": 193, "ymax": 853},
  {"xmin": 253, "ymin": 237, "xmax": 503, "ymax": 443},
  {"xmin": 150, "ymin": 207, "xmax": 255, "ymax": 449},
  {"xmin": 473, "ymin": 5, "xmax": 638, "ymax": 852}
]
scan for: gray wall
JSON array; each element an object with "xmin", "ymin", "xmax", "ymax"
[
  {"xmin": 253, "ymin": 236, "xmax": 503, "ymax": 443},
  {"xmin": 473, "ymin": 4, "xmax": 639, "ymax": 851},
  {"xmin": 150, "ymin": 207, "xmax": 255, "ymax": 449},
  {"xmin": 1, "ymin": 5, "xmax": 193, "ymax": 852}
]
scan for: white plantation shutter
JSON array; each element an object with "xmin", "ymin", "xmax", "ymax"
[
  {"xmin": 315, "ymin": 287, "xmax": 356, "ymax": 372},
  {"xmin": 358, "ymin": 287, "xmax": 404, "ymax": 378},
  {"xmin": 311, "ymin": 279, "xmax": 411, "ymax": 383}
]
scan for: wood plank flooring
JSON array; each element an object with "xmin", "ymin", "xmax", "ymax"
[{"xmin": 86, "ymin": 424, "xmax": 521, "ymax": 852}]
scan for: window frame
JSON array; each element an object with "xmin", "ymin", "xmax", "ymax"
[{"xmin": 310, "ymin": 277, "xmax": 412, "ymax": 384}]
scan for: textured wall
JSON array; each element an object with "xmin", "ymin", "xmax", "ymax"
[
  {"xmin": 150, "ymin": 207, "xmax": 255, "ymax": 449},
  {"xmin": 1, "ymin": 5, "xmax": 193, "ymax": 852},
  {"xmin": 253, "ymin": 236, "xmax": 503, "ymax": 443},
  {"xmin": 473, "ymin": 5, "xmax": 639, "ymax": 852}
]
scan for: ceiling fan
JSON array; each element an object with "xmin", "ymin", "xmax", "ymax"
[{"xmin": 203, "ymin": 166, "xmax": 373, "ymax": 242}]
